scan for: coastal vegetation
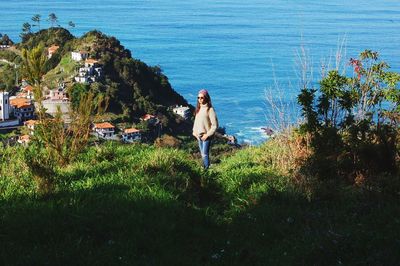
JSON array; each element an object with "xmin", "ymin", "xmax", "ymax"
[{"xmin": 0, "ymin": 18, "xmax": 399, "ymax": 265}]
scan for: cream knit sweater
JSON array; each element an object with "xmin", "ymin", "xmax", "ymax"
[{"xmin": 193, "ymin": 105, "xmax": 218, "ymax": 138}]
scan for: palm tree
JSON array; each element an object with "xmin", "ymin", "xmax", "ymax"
[
  {"xmin": 21, "ymin": 22, "xmax": 32, "ymax": 34},
  {"xmin": 31, "ymin": 14, "xmax": 41, "ymax": 31},
  {"xmin": 48, "ymin": 13, "xmax": 58, "ymax": 28},
  {"xmin": 68, "ymin": 21, "xmax": 75, "ymax": 30}
]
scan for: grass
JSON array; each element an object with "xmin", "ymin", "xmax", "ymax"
[
  {"xmin": 43, "ymin": 55, "xmax": 78, "ymax": 88},
  {"xmin": 0, "ymin": 141, "xmax": 399, "ymax": 265}
]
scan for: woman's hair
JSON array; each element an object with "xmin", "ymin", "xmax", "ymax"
[{"xmin": 195, "ymin": 89, "xmax": 212, "ymax": 114}]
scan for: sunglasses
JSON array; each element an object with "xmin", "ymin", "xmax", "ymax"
[{"xmin": 197, "ymin": 96, "xmax": 205, "ymax": 99}]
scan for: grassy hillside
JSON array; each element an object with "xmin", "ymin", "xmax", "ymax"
[
  {"xmin": 43, "ymin": 55, "xmax": 79, "ymax": 88},
  {"xmin": 1, "ymin": 141, "xmax": 399, "ymax": 265}
]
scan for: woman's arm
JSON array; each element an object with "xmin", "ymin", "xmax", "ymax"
[{"xmin": 205, "ymin": 107, "xmax": 218, "ymax": 138}]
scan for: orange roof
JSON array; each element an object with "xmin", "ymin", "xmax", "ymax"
[
  {"xmin": 124, "ymin": 128, "xmax": 140, "ymax": 134},
  {"xmin": 94, "ymin": 122, "xmax": 114, "ymax": 129},
  {"xmin": 19, "ymin": 135, "xmax": 30, "ymax": 141},
  {"xmin": 141, "ymin": 114, "xmax": 155, "ymax": 120},
  {"xmin": 23, "ymin": 85, "xmax": 34, "ymax": 92},
  {"xmin": 10, "ymin": 98, "xmax": 33, "ymax": 108},
  {"xmin": 85, "ymin": 58, "xmax": 99, "ymax": 64},
  {"xmin": 48, "ymin": 45, "xmax": 59, "ymax": 53},
  {"xmin": 16, "ymin": 92, "xmax": 27, "ymax": 97},
  {"xmin": 24, "ymin": 120, "xmax": 37, "ymax": 126}
]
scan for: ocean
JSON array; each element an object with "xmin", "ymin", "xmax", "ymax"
[{"xmin": 1, "ymin": 0, "xmax": 399, "ymax": 144}]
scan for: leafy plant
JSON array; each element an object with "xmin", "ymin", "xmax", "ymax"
[
  {"xmin": 21, "ymin": 45, "xmax": 107, "ymax": 193},
  {"xmin": 297, "ymin": 50, "xmax": 400, "ymax": 187}
]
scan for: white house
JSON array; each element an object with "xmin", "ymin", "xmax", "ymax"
[
  {"xmin": 74, "ymin": 76, "xmax": 90, "ymax": 83},
  {"xmin": 172, "ymin": 105, "xmax": 191, "ymax": 120},
  {"xmin": 122, "ymin": 128, "xmax": 141, "ymax": 142},
  {"xmin": 24, "ymin": 119, "xmax": 38, "ymax": 134},
  {"xmin": 17, "ymin": 134, "xmax": 30, "ymax": 145},
  {"xmin": 71, "ymin": 51, "xmax": 89, "ymax": 61},
  {"xmin": 74, "ymin": 59, "xmax": 102, "ymax": 84},
  {"xmin": 93, "ymin": 122, "xmax": 115, "ymax": 138}
]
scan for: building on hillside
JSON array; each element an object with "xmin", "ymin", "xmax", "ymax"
[
  {"xmin": 9, "ymin": 97, "xmax": 35, "ymax": 121},
  {"xmin": 46, "ymin": 83, "xmax": 68, "ymax": 101},
  {"xmin": 141, "ymin": 114, "xmax": 158, "ymax": 125},
  {"xmin": 71, "ymin": 51, "xmax": 89, "ymax": 61},
  {"xmin": 93, "ymin": 122, "xmax": 115, "ymax": 138},
  {"xmin": 17, "ymin": 134, "xmax": 30, "ymax": 145},
  {"xmin": 121, "ymin": 128, "xmax": 141, "ymax": 142},
  {"xmin": 42, "ymin": 82, "xmax": 70, "ymax": 120},
  {"xmin": 24, "ymin": 119, "xmax": 38, "ymax": 133},
  {"xmin": 21, "ymin": 79, "xmax": 29, "ymax": 87},
  {"xmin": 48, "ymin": 88, "xmax": 68, "ymax": 100},
  {"xmin": 48, "ymin": 45, "xmax": 60, "ymax": 59},
  {"xmin": 19, "ymin": 84, "xmax": 34, "ymax": 99},
  {"xmin": 75, "ymin": 59, "xmax": 102, "ymax": 84},
  {"xmin": 85, "ymin": 59, "xmax": 99, "ymax": 67},
  {"xmin": 172, "ymin": 105, "xmax": 191, "ymax": 120}
]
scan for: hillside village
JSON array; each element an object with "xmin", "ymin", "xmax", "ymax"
[{"xmin": 0, "ymin": 35, "xmax": 197, "ymax": 145}]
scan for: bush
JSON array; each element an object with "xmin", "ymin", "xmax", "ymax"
[
  {"xmin": 154, "ymin": 134, "xmax": 182, "ymax": 148},
  {"xmin": 297, "ymin": 50, "xmax": 400, "ymax": 188}
]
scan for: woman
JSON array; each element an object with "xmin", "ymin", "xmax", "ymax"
[{"xmin": 193, "ymin": 89, "xmax": 218, "ymax": 170}]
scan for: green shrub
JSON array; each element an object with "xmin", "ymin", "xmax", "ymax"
[{"xmin": 297, "ymin": 50, "xmax": 400, "ymax": 188}]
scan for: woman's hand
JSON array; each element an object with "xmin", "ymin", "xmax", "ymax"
[{"xmin": 200, "ymin": 134, "xmax": 208, "ymax": 141}]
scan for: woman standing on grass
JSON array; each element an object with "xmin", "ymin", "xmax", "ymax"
[{"xmin": 193, "ymin": 89, "xmax": 218, "ymax": 170}]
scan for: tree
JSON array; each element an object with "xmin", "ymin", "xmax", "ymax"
[
  {"xmin": 0, "ymin": 34, "xmax": 13, "ymax": 45},
  {"xmin": 68, "ymin": 21, "xmax": 75, "ymax": 29},
  {"xmin": 47, "ymin": 13, "xmax": 58, "ymax": 28},
  {"xmin": 0, "ymin": 64, "xmax": 17, "ymax": 91},
  {"xmin": 20, "ymin": 44, "xmax": 47, "ymax": 101},
  {"xmin": 21, "ymin": 22, "xmax": 32, "ymax": 34},
  {"xmin": 20, "ymin": 45, "xmax": 107, "ymax": 193},
  {"xmin": 31, "ymin": 14, "xmax": 41, "ymax": 31}
]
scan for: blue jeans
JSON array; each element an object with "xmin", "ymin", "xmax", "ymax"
[{"xmin": 198, "ymin": 139, "xmax": 211, "ymax": 169}]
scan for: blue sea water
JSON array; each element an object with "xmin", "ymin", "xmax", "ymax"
[{"xmin": 1, "ymin": 0, "xmax": 400, "ymax": 144}]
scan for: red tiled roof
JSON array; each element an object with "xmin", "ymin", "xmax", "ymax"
[
  {"xmin": 16, "ymin": 92, "xmax": 27, "ymax": 98},
  {"xmin": 94, "ymin": 122, "xmax": 115, "ymax": 129},
  {"xmin": 124, "ymin": 128, "xmax": 140, "ymax": 134},
  {"xmin": 10, "ymin": 98, "xmax": 33, "ymax": 109},
  {"xmin": 19, "ymin": 135, "xmax": 30, "ymax": 142},
  {"xmin": 23, "ymin": 85, "xmax": 34, "ymax": 92},
  {"xmin": 85, "ymin": 58, "xmax": 99, "ymax": 64},
  {"xmin": 48, "ymin": 45, "xmax": 59, "ymax": 53},
  {"xmin": 24, "ymin": 120, "xmax": 37, "ymax": 126},
  {"xmin": 141, "ymin": 114, "xmax": 155, "ymax": 120}
]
